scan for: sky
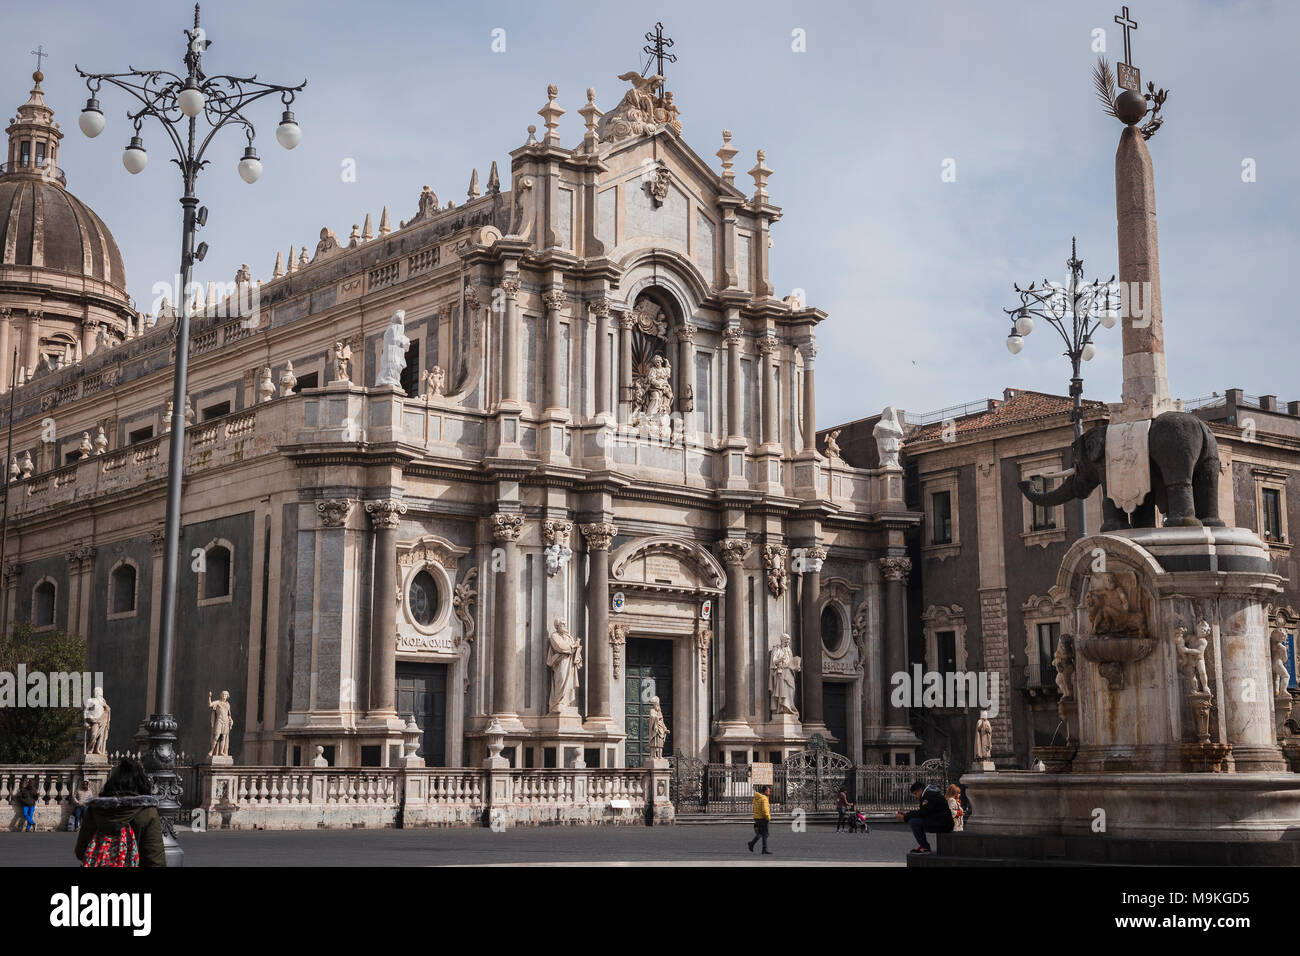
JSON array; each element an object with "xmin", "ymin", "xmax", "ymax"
[{"xmin": 5, "ymin": 0, "xmax": 1297, "ymax": 428}]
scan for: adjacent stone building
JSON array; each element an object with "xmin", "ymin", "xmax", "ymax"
[
  {"xmin": 2, "ymin": 72, "xmax": 924, "ymax": 771},
  {"xmin": 824, "ymin": 387, "xmax": 1300, "ymax": 772}
]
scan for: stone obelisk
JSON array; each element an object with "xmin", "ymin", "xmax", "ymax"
[{"xmin": 1112, "ymin": 76, "xmax": 1174, "ymax": 421}]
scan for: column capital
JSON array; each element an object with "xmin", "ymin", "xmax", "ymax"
[
  {"xmin": 317, "ymin": 498, "xmax": 354, "ymax": 528},
  {"xmin": 464, "ymin": 286, "xmax": 482, "ymax": 310},
  {"xmin": 588, "ymin": 298, "xmax": 612, "ymax": 318},
  {"xmin": 799, "ymin": 340, "xmax": 818, "ymax": 363},
  {"xmin": 3, "ymin": 558, "xmax": 21, "ymax": 586},
  {"xmin": 491, "ymin": 512, "xmax": 525, "ymax": 541},
  {"xmin": 65, "ymin": 544, "xmax": 96, "ymax": 572},
  {"xmin": 758, "ymin": 333, "xmax": 779, "ymax": 355},
  {"xmin": 618, "ymin": 312, "xmax": 636, "ymax": 331},
  {"xmin": 722, "ymin": 325, "xmax": 743, "ymax": 346},
  {"xmin": 719, "ymin": 537, "xmax": 751, "ymax": 566},
  {"xmin": 542, "ymin": 290, "xmax": 568, "ymax": 313},
  {"xmin": 542, "ymin": 518, "xmax": 573, "ymax": 545},
  {"xmin": 25, "ymin": 308, "xmax": 43, "ymax": 320},
  {"xmin": 365, "ymin": 499, "xmax": 407, "ymax": 530},
  {"xmin": 148, "ymin": 527, "xmax": 166, "ymax": 557},
  {"xmin": 499, "ymin": 276, "xmax": 521, "ymax": 299},
  {"xmin": 675, "ymin": 323, "xmax": 697, "ymax": 345},
  {"xmin": 879, "ymin": 555, "xmax": 912, "ymax": 583},
  {"xmin": 579, "ymin": 521, "xmax": 618, "ymax": 550}
]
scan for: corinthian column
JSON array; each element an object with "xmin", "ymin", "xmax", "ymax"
[
  {"xmin": 365, "ymin": 499, "xmax": 407, "ymax": 716},
  {"xmin": 759, "ymin": 334, "xmax": 778, "ymax": 448},
  {"xmin": 800, "ymin": 342, "xmax": 817, "ymax": 452},
  {"xmin": 490, "ymin": 512, "xmax": 524, "ymax": 719},
  {"xmin": 676, "ymin": 323, "xmax": 696, "ymax": 420},
  {"xmin": 580, "ymin": 521, "xmax": 617, "ymax": 722},
  {"xmin": 618, "ymin": 312, "xmax": 634, "ymax": 422},
  {"xmin": 723, "ymin": 326, "xmax": 742, "ymax": 440},
  {"xmin": 800, "ymin": 544, "xmax": 827, "ymax": 729},
  {"xmin": 499, "ymin": 275, "xmax": 521, "ymax": 406},
  {"xmin": 879, "ymin": 556, "xmax": 912, "ymax": 733},
  {"xmin": 591, "ymin": 299, "xmax": 611, "ymax": 417},
  {"xmin": 719, "ymin": 538, "xmax": 752, "ymax": 723},
  {"xmin": 543, "ymin": 289, "xmax": 567, "ymax": 413}
]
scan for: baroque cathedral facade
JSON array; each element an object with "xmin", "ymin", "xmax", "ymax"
[{"xmin": 2, "ymin": 68, "xmax": 921, "ymax": 770}]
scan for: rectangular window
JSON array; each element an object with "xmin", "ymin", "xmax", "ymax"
[
  {"xmin": 695, "ymin": 352, "xmax": 712, "ymax": 434},
  {"xmin": 931, "ymin": 491, "xmax": 952, "ymax": 544},
  {"xmin": 20, "ymin": 141, "xmax": 30, "ymax": 167},
  {"xmin": 1031, "ymin": 476, "xmax": 1056, "ymax": 531},
  {"xmin": 1037, "ymin": 622, "xmax": 1060, "ymax": 687},
  {"xmin": 202, "ymin": 401, "xmax": 231, "ymax": 421},
  {"xmin": 129, "ymin": 426, "xmax": 154, "ymax": 445},
  {"xmin": 35, "ymin": 143, "xmax": 46, "ymax": 168},
  {"xmin": 293, "ymin": 371, "xmax": 318, "ymax": 393},
  {"xmin": 936, "ymin": 630, "xmax": 957, "ymax": 676},
  {"xmin": 1263, "ymin": 487, "xmax": 1283, "ymax": 541}
]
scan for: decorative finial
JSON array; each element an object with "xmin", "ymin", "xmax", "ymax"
[
  {"xmin": 286, "ymin": 245, "xmax": 296, "ymax": 274},
  {"xmin": 579, "ymin": 88, "xmax": 602, "ymax": 152},
  {"xmin": 487, "ymin": 161, "xmax": 501, "ymax": 195},
  {"xmin": 348, "ymin": 224, "xmax": 361, "ymax": 247},
  {"xmin": 273, "ymin": 251, "xmax": 284, "ymax": 278},
  {"xmin": 362, "ymin": 212, "xmax": 373, "ymax": 241},
  {"xmin": 717, "ymin": 130, "xmax": 738, "ymax": 185},
  {"xmin": 748, "ymin": 148, "xmax": 772, "ymax": 202},
  {"xmin": 526, "ymin": 124, "xmax": 538, "ymax": 145},
  {"xmin": 1093, "ymin": 7, "xmax": 1169, "ymax": 139},
  {"xmin": 538, "ymin": 84, "xmax": 563, "ymax": 146},
  {"xmin": 468, "ymin": 168, "xmax": 480, "ymax": 200},
  {"xmin": 30, "ymin": 45, "xmax": 47, "ymax": 85},
  {"xmin": 641, "ymin": 22, "xmax": 677, "ymax": 90},
  {"xmin": 378, "ymin": 205, "xmax": 391, "ymax": 236}
]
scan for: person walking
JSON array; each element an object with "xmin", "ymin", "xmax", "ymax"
[
  {"xmin": 70, "ymin": 780, "xmax": 92, "ymax": 831},
  {"xmin": 946, "ymin": 783, "xmax": 965, "ymax": 832},
  {"xmin": 17, "ymin": 777, "xmax": 38, "ymax": 832},
  {"xmin": 835, "ymin": 788, "xmax": 852, "ymax": 832},
  {"xmin": 74, "ymin": 758, "xmax": 166, "ymax": 867},
  {"xmin": 747, "ymin": 784, "xmax": 773, "ymax": 855},
  {"xmin": 895, "ymin": 779, "xmax": 954, "ymax": 855}
]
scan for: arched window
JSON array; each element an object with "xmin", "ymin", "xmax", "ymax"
[
  {"xmin": 110, "ymin": 562, "xmax": 137, "ymax": 616},
  {"xmin": 33, "ymin": 580, "xmax": 56, "ymax": 628},
  {"xmin": 821, "ymin": 605, "xmax": 843, "ymax": 653},
  {"xmin": 408, "ymin": 569, "xmax": 440, "ymax": 626},
  {"xmin": 202, "ymin": 543, "xmax": 232, "ymax": 601}
]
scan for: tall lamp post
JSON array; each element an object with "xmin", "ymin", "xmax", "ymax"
[
  {"xmin": 1003, "ymin": 237, "xmax": 1118, "ymax": 537},
  {"xmin": 76, "ymin": 3, "xmax": 304, "ymax": 865}
]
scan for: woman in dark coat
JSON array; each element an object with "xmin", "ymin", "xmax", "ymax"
[{"xmin": 74, "ymin": 758, "xmax": 166, "ymax": 867}]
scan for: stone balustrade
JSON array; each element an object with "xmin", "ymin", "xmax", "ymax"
[
  {"xmin": 194, "ymin": 765, "xmax": 658, "ymax": 830},
  {"xmin": 1, "ymin": 765, "xmax": 104, "ymax": 831}
]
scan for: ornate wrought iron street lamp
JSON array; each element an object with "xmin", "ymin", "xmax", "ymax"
[
  {"xmin": 1003, "ymin": 237, "xmax": 1118, "ymax": 537},
  {"xmin": 76, "ymin": 3, "xmax": 305, "ymax": 865}
]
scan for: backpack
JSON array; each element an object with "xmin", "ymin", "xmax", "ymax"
[{"xmin": 81, "ymin": 824, "xmax": 140, "ymax": 868}]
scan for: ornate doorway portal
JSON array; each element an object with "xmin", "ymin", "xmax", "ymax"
[{"xmin": 624, "ymin": 638, "xmax": 673, "ymax": 767}]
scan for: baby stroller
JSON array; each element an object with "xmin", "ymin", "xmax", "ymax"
[{"xmin": 847, "ymin": 808, "xmax": 870, "ymax": 834}]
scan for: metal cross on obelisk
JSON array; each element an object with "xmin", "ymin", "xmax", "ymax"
[
  {"xmin": 1113, "ymin": 6, "xmax": 1140, "ymax": 91},
  {"xmin": 642, "ymin": 22, "xmax": 676, "ymax": 101},
  {"xmin": 31, "ymin": 45, "xmax": 48, "ymax": 75}
]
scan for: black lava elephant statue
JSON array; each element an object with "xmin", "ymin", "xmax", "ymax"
[{"xmin": 1018, "ymin": 411, "xmax": 1224, "ymax": 531}]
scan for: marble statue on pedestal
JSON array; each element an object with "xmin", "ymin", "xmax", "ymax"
[
  {"xmin": 769, "ymin": 633, "xmax": 801, "ymax": 717},
  {"xmin": 546, "ymin": 618, "xmax": 582, "ymax": 713},
  {"xmin": 1052, "ymin": 633, "xmax": 1075, "ymax": 699},
  {"xmin": 279, "ymin": 361, "xmax": 298, "ymax": 397},
  {"xmin": 376, "ymin": 310, "xmax": 410, "ymax": 389},
  {"xmin": 975, "ymin": 711, "xmax": 993, "ymax": 761},
  {"xmin": 648, "ymin": 695, "xmax": 669, "ymax": 758},
  {"xmin": 332, "ymin": 341, "xmax": 352, "ymax": 383},
  {"xmin": 311, "ymin": 745, "xmax": 328, "ymax": 767},
  {"xmin": 873, "ymin": 407, "xmax": 904, "ymax": 469},
  {"xmin": 1272, "ymin": 629, "xmax": 1291, "ymax": 696},
  {"xmin": 207, "ymin": 690, "xmax": 235, "ymax": 757},
  {"xmin": 83, "ymin": 688, "xmax": 110, "ymax": 756}
]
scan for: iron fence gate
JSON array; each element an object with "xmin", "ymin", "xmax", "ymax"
[{"xmin": 668, "ymin": 752, "xmax": 947, "ymax": 815}]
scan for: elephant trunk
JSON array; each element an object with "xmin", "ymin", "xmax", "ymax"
[{"xmin": 1018, "ymin": 470, "xmax": 1085, "ymax": 506}]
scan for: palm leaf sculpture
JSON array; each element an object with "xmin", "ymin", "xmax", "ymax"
[{"xmin": 1093, "ymin": 56, "xmax": 1119, "ymax": 118}]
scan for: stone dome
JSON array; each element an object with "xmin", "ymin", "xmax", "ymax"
[{"xmin": 0, "ymin": 177, "xmax": 128, "ymax": 292}]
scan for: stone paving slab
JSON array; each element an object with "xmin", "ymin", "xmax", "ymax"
[{"xmin": 1, "ymin": 822, "xmax": 914, "ymax": 867}]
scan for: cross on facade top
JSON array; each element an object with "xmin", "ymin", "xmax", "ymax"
[
  {"xmin": 1114, "ymin": 6, "xmax": 1138, "ymax": 65},
  {"xmin": 642, "ymin": 21, "xmax": 676, "ymax": 89},
  {"xmin": 31, "ymin": 45, "xmax": 48, "ymax": 74}
]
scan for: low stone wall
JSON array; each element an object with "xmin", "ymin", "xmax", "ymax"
[{"xmin": 1, "ymin": 765, "xmax": 108, "ymax": 832}]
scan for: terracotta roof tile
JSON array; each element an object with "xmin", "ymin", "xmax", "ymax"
[{"xmin": 905, "ymin": 389, "xmax": 1105, "ymax": 444}]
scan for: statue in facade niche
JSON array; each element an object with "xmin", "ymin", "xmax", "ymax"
[
  {"xmin": 769, "ymin": 633, "xmax": 801, "ymax": 717},
  {"xmin": 208, "ymin": 690, "xmax": 235, "ymax": 757},
  {"xmin": 873, "ymin": 407, "xmax": 904, "ymax": 469},
  {"xmin": 1272, "ymin": 629, "xmax": 1292, "ymax": 696},
  {"xmin": 648, "ymin": 695, "xmax": 669, "ymax": 759},
  {"xmin": 376, "ymin": 310, "xmax": 410, "ymax": 389},
  {"xmin": 83, "ymin": 687, "xmax": 111, "ymax": 756},
  {"xmin": 546, "ymin": 618, "xmax": 582, "ymax": 713}
]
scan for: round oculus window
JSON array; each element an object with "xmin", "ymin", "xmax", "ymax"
[
  {"xmin": 821, "ymin": 605, "xmax": 843, "ymax": 653},
  {"xmin": 408, "ymin": 569, "xmax": 440, "ymax": 627}
]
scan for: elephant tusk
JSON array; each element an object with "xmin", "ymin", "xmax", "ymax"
[{"xmin": 1035, "ymin": 467, "xmax": 1075, "ymax": 481}]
